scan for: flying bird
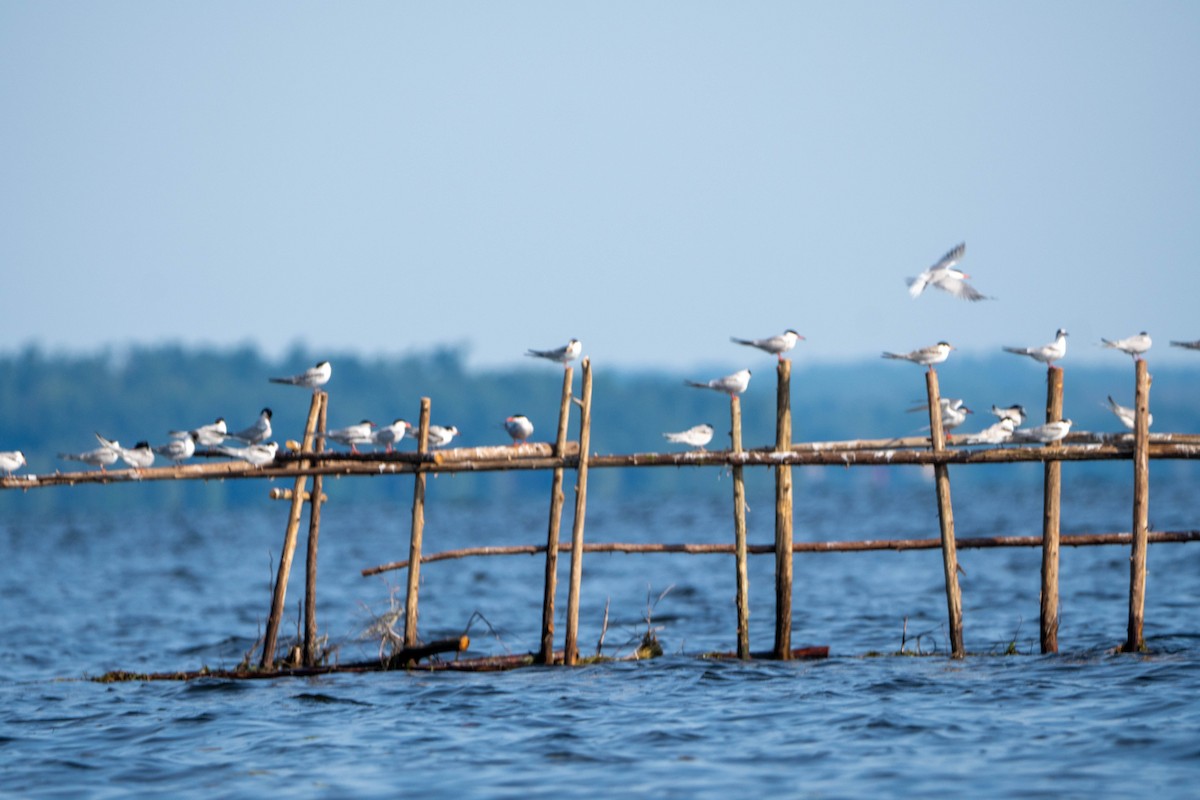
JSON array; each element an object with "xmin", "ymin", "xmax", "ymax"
[
  {"xmin": 426, "ymin": 425, "xmax": 459, "ymax": 448},
  {"xmin": 526, "ymin": 339, "xmax": 582, "ymax": 365},
  {"xmin": 1002, "ymin": 329, "xmax": 1068, "ymax": 366},
  {"xmin": 1101, "ymin": 332, "xmax": 1151, "ymax": 361},
  {"xmin": 991, "ymin": 404, "xmax": 1027, "ymax": 426},
  {"xmin": 227, "ymin": 408, "xmax": 273, "ymax": 444},
  {"xmin": 170, "ymin": 417, "xmax": 227, "ymax": 447},
  {"xmin": 663, "ymin": 423, "xmax": 716, "ymax": 449},
  {"xmin": 371, "ymin": 419, "xmax": 410, "ymax": 453},
  {"xmin": 0, "ymin": 450, "xmax": 26, "ymax": 476},
  {"xmin": 269, "ymin": 361, "xmax": 332, "ymax": 390},
  {"xmin": 1170, "ymin": 340, "xmax": 1200, "ymax": 350},
  {"xmin": 154, "ymin": 433, "xmax": 196, "ymax": 462},
  {"xmin": 906, "ymin": 242, "xmax": 989, "ymax": 301},
  {"xmin": 1014, "ymin": 419, "xmax": 1073, "ymax": 443},
  {"xmin": 216, "ymin": 441, "xmax": 280, "ymax": 466},
  {"xmin": 882, "ymin": 342, "xmax": 954, "ymax": 367},
  {"xmin": 1106, "ymin": 396, "xmax": 1151, "ymax": 430},
  {"xmin": 321, "ymin": 420, "xmax": 376, "ymax": 453},
  {"xmin": 729, "ymin": 330, "xmax": 804, "ymax": 361},
  {"xmin": 685, "ymin": 368, "xmax": 752, "ymax": 397},
  {"xmin": 95, "ymin": 434, "xmax": 155, "ymax": 470},
  {"xmin": 504, "ymin": 414, "xmax": 534, "ymax": 445}
]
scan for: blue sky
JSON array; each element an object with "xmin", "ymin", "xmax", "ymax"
[{"xmin": 2, "ymin": 3, "xmax": 1198, "ymax": 370}]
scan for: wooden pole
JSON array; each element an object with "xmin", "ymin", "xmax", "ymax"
[
  {"xmin": 773, "ymin": 359, "xmax": 794, "ymax": 659},
  {"xmin": 1040, "ymin": 366, "xmax": 1064, "ymax": 654},
  {"xmin": 403, "ymin": 398, "xmax": 432, "ymax": 648},
  {"xmin": 925, "ymin": 368, "xmax": 965, "ymax": 658},
  {"xmin": 538, "ymin": 365, "xmax": 574, "ymax": 665},
  {"xmin": 1125, "ymin": 359, "xmax": 1152, "ymax": 652},
  {"xmin": 260, "ymin": 389, "xmax": 323, "ymax": 668},
  {"xmin": 302, "ymin": 391, "xmax": 327, "ymax": 666},
  {"xmin": 731, "ymin": 394, "xmax": 750, "ymax": 660},
  {"xmin": 563, "ymin": 359, "xmax": 593, "ymax": 666}
]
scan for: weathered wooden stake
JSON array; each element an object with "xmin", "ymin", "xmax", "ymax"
[
  {"xmin": 539, "ymin": 365, "xmax": 574, "ymax": 665},
  {"xmin": 925, "ymin": 368, "xmax": 964, "ymax": 658},
  {"xmin": 260, "ymin": 389, "xmax": 324, "ymax": 668},
  {"xmin": 773, "ymin": 359, "xmax": 794, "ymax": 659},
  {"xmin": 731, "ymin": 394, "xmax": 750, "ymax": 659},
  {"xmin": 1040, "ymin": 366, "xmax": 1064, "ymax": 654},
  {"xmin": 1126, "ymin": 358, "xmax": 1152, "ymax": 652},
  {"xmin": 302, "ymin": 391, "xmax": 327, "ymax": 666},
  {"xmin": 403, "ymin": 397, "xmax": 432, "ymax": 648},
  {"xmin": 563, "ymin": 359, "xmax": 593, "ymax": 666}
]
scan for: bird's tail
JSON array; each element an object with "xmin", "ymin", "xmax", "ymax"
[
  {"xmin": 683, "ymin": 379, "xmax": 708, "ymax": 388},
  {"xmin": 1100, "ymin": 338, "xmax": 1116, "ymax": 348},
  {"xmin": 268, "ymin": 377, "xmax": 296, "ymax": 385},
  {"xmin": 1001, "ymin": 346, "xmax": 1028, "ymax": 355},
  {"xmin": 524, "ymin": 350, "xmax": 546, "ymax": 358},
  {"xmin": 906, "ymin": 277, "xmax": 925, "ymax": 299},
  {"xmin": 729, "ymin": 337, "xmax": 753, "ymax": 347},
  {"xmin": 881, "ymin": 352, "xmax": 905, "ymax": 360}
]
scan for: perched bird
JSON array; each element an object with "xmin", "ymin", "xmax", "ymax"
[
  {"xmin": 663, "ymin": 423, "xmax": 716, "ymax": 449},
  {"xmin": 227, "ymin": 408, "xmax": 273, "ymax": 444},
  {"xmin": 0, "ymin": 450, "xmax": 26, "ymax": 476},
  {"xmin": 154, "ymin": 433, "xmax": 196, "ymax": 462},
  {"xmin": 269, "ymin": 361, "xmax": 332, "ymax": 390},
  {"xmin": 526, "ymin": 339, "xmax": 581, "ymax": 365},
  {"xmin": 371, "ymin": 419, "xmax": 410, "ymax": 453},
  {"xmin": 1002, "ymin": 328, "xmax": 1068, "ymax": 366},
  {"xmin": 96, "ymin": 434, "xmax": 155, "ymax": 470},
  {"xmin": 729, "ymin": 330, "xmax": 804, "ymax": 361},
  {"xmin": 906, "ymin": 242, "xmax": 988, "ymax": 301},
  {"xmin": 1106, "ymin": 396, "xmax": 1152, "ymax": 430},
  {"xmin": 882, "ymin": 342, "xmax": 954, "ymax": 367},
  {"xmin": 321, "ymin": 420, "xmax": 376, "ymax": 453},
  {"xmin": 1170, "ymin": 340, "xmax": 1200, "ymax": 350},
  {"xmin": 685, "ymin": 368, "xmax": 752, "ymax": 397},
  {"xmin": 170, "ymin": 417, "xmax": 227, "ymax": 447},
  {"xmin": 1101, "ymin": 332, "xmax": 1151, "ymax": 361},
  {"xmin": 907, "ymin": 398, "xmax": 972, "ymax": 431},
  {"xmin": 426, "ymin": 425, "xmax": 459, "ymax": 448},
  {"xmin": 1015, "ymin": 419, "xmax": 1073, "ymax": 443},
  {"xmin": 991, "ymin": 404, "xmax": 1027, "ymax": 426},
  {"xmin": 216, "ymin": 441, "xmax": 279, "ymax": 466},
  {"xmin": 964, "ymin": 417, "xmax": 1016, "ymax": 445},
  {"xmin": 58, "ymin": 444, "xmax": 120, "ymax": 471},
  {"xmin": 504, "ymin": 414, "xmax": 534, "ymax": 445}
]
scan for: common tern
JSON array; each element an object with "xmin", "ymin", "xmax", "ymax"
[
  {"xmin": 1170, "ymin": 340, "xmax": 1200, "ymax": 350},
  {"xmin": 730, "ymin": 330, "xmax": 804, "ymax": 361},
  {"xmin": 662, "ymin": 423, "xmax": 716, "ymax": 449},
  {"xmin": 964, "ymin": 418, "xmax": 1016, "ymax": 445},
  {"xmin": 1106, "ymin": 396, "xmax": 1151, "ymax": 430},
  {"xmin": 906, "ymin": 243, "xmax": 988, "ymax": 301},
  {"xmin": 1101, "ymin": 332, "xmax": 1151, "ymax": 361},
  {"xmin": 154, "ymin": 433, "xmax": 196, "ymax": 462},
  {"xmin": 0, "ymin": 450, "xmax": 26, "ymax": 475},
  {"xmin": 991, "ymin": 404, "xmax": 1027, "ymax": 426},
  {"xmin": 58, "ymin": 444, "xmax": 120, "ymax": 471},
  {"xmin": 170, "ymin": 417, "xmax": 227, "ymax": 446},
  {"xmin": 371, "ymin": 419, "xmax": 410, "ymax": 453},
  {"xmin": 1003, "ymin": 328, "xmax": 1068, "ymax": 366},
  {"xmin": 882, "ymin": 342, "xmax": 954, "ymax": 367},
  {"xmin": 269, "ymin": 361, "xmax": 331, "ymax": 390},
  {"xmin": 227, "ymin": 408, "xmax": 273, "ymax": 444},
  {"xmin": 526, "ymin": 339, "xmax": 581, "ymax": 365},
  {"xmin": 684, "ymin": 368, "xmax": 752, "ymax": 397},
  {"xmin": 321, "ymin": 420, "xmax": 376, "ymax": 453},
  {"xmin": 96, "ymin": 434, "xmax": 155, "ymax": 470},
  {"xmin": 216, "ymin": 441, "xmax": 279, "ymax": 466},
  {"xmin": 426, "ymin": 425, "xmax": 459, "ymax": 448},
  {"xmin": 504, "ymin": 414, "xmax": 534, "ymax": 445},
  {"xmin": 1014, "ymin": 419, "xmax": 1073, "ymax": 443},
  {"xmin": 907, "ymin": 398, "xmax": 972, "ymax": 431}
]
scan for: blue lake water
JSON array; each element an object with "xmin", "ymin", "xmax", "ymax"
[{"xmin": 2, "ymin": 466, "xmax": 1199, "ymax": 797}]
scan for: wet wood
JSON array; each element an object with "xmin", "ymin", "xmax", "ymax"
[
  {"xmin": 539, "ymin": 365, "xmax": 574, "ymax": 665},
  {"xmin": 303, "ymin": 391, "xmax": 328, "ymax": 667},
  {"xmin": 705, "ymin": 646, "xmax": 829, "ymax": 661},
  {"xmin": 563, "ymin": 359, "xmax": 593, "ymax": 666},
  {"xmin": 404, "ymin": 398, "xmax": 433, "ymax": 648},
  {"xmin": 732, "ymin": 394, "xmax": 750, "ymax": 659},
  {"xmin": 1126, "ymin": 359, "xmax": 1152, "ymax": 652},
  {"xmin": 774, "ymin": 359, "xmax": 794, "ymax": 659},
  {"xmin": 926, "ymin": 368, "xmax": 964, "ymax": 659},
  {"xmin": 1041, "ymin": 366, "xmax": 1064, "ymax": 653}
]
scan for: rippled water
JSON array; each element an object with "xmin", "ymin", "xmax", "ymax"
[{"xmin": 3, "ymin": 469, "xmax": 1199, "ymax": 797}]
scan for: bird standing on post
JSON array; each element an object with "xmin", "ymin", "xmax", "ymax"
[
  {"xmin": 882, "ymin": 342, "xmax": 954, "ymax": 368},
  {"xmin": 1002, "ymin": 329, "xmax": 1068, "ymax": 366},
  {"xmin": 526, "ymin": 339, "xmax": 581, "ymax": 365},
  {"xmin": 270, "ymin": 361, "xmax": 332, "ymax": 391},
  {"xmin": 730, "ymin": 330, "xmax": 804, "ymax": 361},
  {"xmin": 1101, "ymin": 332, "xmax": 1151, "ymax": 361},
  {"xmin": 684, "ymin": 369, "xmax": 752, "ymax": 397}
]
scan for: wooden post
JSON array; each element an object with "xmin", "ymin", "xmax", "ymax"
[
  {"xmin": 302, "ymin": 391, "xmax": 327, "ymax": 667},
  {"xmin": 403, "ymin": 397, "xmax": 432, "ymax": 648},
  {"xmin": 260, "ymin": 389, "xmax": 323, "ymax": 668},
  {"xmin": 1125, "ymin": 359, "xmax": 1152, "ymax": 652},
  {"xmin": 564, "ymin": 359, "xmax": 593, "ymax": 666},
  {"xmin": 773, "ymin": 359, "xmax": 794, "ymax": 659},
  {"xmin": 925, "ymin": 368, "xmax": 965, "ymax": 658},
  {"xmin": 732, "ymin": 394, "xmax": 750, "ymax": 660},
  {"xmin": 538, "ymin": 365, "xmax": 574, "ymax": 665},
  {"xmin": 1040, "ymin": 366, "xmax": 1064, "ymax": 654}
]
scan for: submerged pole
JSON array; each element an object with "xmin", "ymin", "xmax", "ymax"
[
  {"xmin": 732, "ymin": 394, "xmax": 750, "ymax": 659},
  {"xmin": 403, "ymin": 397, "xmax": 432, "ymax": 648},
  {"xmin": 1125, "ymin": 359, "xmax": 1152, "ymax": 652},
  {"xmin": 303, "ymin": 391, "xmax": 328, "ymax": 666},
  {"xmin": 260, "ymin": 389, "xmax": 324, "ymax": 669},
  {"xmin": 539, "ymin": 365, "xmax": 574, "ymax": 665},
  {"xmin": 563, "ymin": 358, "xmax": 593, "ymax": 666},
  {"xmin": 925, "ymin": 368, "xmax": 964, "ymax": 658},
  {"xmin": 1040, "ymin": 366, "xmax": 1064, "ymax": 654},
  {"xmin": 773, "ymin": 359, "xmax": 794, "ymax": 659}
]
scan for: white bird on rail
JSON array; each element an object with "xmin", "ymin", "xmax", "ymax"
[
  {"xmin": 371, "ymin": 419, "xmax": 410, "ymax": 453},
  {"xmin": 1014, "ymin": 419, "xmax": 1073, "ymax": 443},
  {"xmin": 504, "ymin": 414, "xmax": 534, "ymax": 445},
  {"xmin": 882, "ymin": 342, "xmax": 954, "ymax": 368},
  {"xmin": 321, "ymin": 420, "xmax": 376, "ymax": 453},
  {"xmin": 1002, "ymin": 329, "xmax": 1068, "ymax": 366},
  {"xmin": 0, "ymin": 450, "xmax": 26, "ymax": 476},
  {"xmin": 909, "ymin": 397, "xmax": 972, "ymax": 432},
  {"xmin": 170, "ymin": 417, "xmax": 227, "ymax": 447},
  {"xmin": 729, "ymin": 330, "xmax": 804, "ymax": 361},
  {"xmin": 95, "ymin": 434, "xmax": 155, "ymax": 470},
  {"xmin": 663, "ymin": 423, "xmax": 715, "ymax": 450},
  {"xmin": 1101, "ymin": 332, "xmax": 1152, "ymax": 361},
  {"xmin": 58, "ymin": 443, "xmax": 120, "ymax": 471},
  {"xmin": 684, "ymin": 368, "xmax": 752, "ymax": 397},
  {"xmin": 526, "ymin": 339, "xmax": 581, "ymax": 365},
  {"xmin": 1106, "ymin": 396, "xmax": 1151, "ymax": 430},
  {"xmin": 227, "ymin": 408, "xmax": 273, "ymax": 444},
  {"xmin": 964, "ymin": 417, "xmax": 1016, "ymax": 445},
  {"xmin": 426, "ymin": 425, "xmax": 459, "ymax": 448},
  {"xmin": 269, "ymin": 361, "xmax": 331, "ymax": 390},
  {"xmin": 154, "ymin": 432, "xmax": 196, "ymax": 462},
  {"xmin": 216, "ymin": 441, "xmax": 279, "ymax": 466},
  {"xmin": 906, "ymin": 242, "xmax": 989, "ymax": 301}
]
